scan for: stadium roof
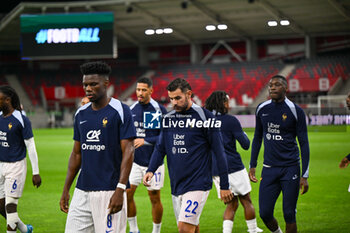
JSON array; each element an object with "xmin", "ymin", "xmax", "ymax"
[{"xmin": 0, "ymin": 0, "xmax": 350, "ymax": 51}]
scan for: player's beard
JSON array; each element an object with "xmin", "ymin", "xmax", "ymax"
[
  {"xmin": 174, "ymin": 98, "xmax": 189, "ymax": 112},
  {"xmin": 138, "ymin": 96, "xmax": 149, "ymax": 104}
]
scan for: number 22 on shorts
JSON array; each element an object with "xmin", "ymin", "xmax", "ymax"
[{"xmin": 184, "ymin": 200, "xmax": 198, "ymax": 217}]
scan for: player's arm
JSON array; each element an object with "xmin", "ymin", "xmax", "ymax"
[
  {"xmin": 231, "ymin": 117, "xmax": 250, "ymax": 150},
  {"xmin": 22, "ymin": 117, "xmax": 41, "ymax": 187},
  {"xmin": 143, "ymin": 130, "xmax": 166, "ymax": 186},
  {"xmin": 209, "ymin": 124, "xmax": 233, "ymax": 204},
  {"xmin": 134, "ymin": 138, "xmax": 145, "ymax": 148},
  {"xmin": 60, "ymin": 140, "xmax": 81, "ymax": 213},
  {"xmin": 339, "ymin": 153, "xmax": 350, "ymax": 168},
  {"xmin": 24, "ymin": 137, "xmax": 41, "ymax": 188},
  {"xmin": 134, "ymin": 135, "xmax": 157, "ymax": 148},
  {"xmin": 143, "ymin": 135, "xmax": 158, "ymax": 145},
  {"xmin": 249, "ymin": 112, "xmax": 263, "ymax": 183},
  {"xmin": 296, "ymin": 108, "xmax": 310, "ymax": 195},
  {"xmin": 108, "ymin": 138, "xmax": 134, "ymax": 214}
]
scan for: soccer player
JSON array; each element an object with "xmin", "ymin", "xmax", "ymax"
[
  {"xmin": 80, "ymin": 96, "xmax": 90, "ymax": 106},
  {"xmin": 127, "ymin": 77, "xmax": 167, "ymax": 233},
  {"xmin": 143, "ymin": 78, "xmax": 233, "ymax": 233},
  {"xmin": 205, "ymin": 91, "xmax": 262, "ymax": 233},
  {"xmin": 0, "ymin": 85, "xmax": 41, "ymax": 233},
  {"xmin": 339, "ymin": 92, "xmax": 350, "ymax": 190},
  {"xmin": 249, "ymin": 75, "xmax": 310, "ymax": 233},
  {"xmin": 60, "ymin": 61, "xmax": 136, "ymax": 233}
]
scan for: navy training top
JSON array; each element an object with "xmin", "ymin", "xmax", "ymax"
[
  {"xmin": 212, "ymin": 113, "xmax": 250, "ymax": 176},
  {"xmin": 130, "ymin": 98, "xmax": 167, "ymax": 167},
  {"xmin": 0, "ymin": 110, "xmax": 33, "ymax": 162},
  {"xmin": 147, "ymin": 103, "xmax": 229, "ymax": 195},
  {"xmin": 250, "ymin": 98, "xmax": 310, "ymax": 178},
  {"xmin": 73, "ymin": 98, "xmax": 136, "ymax": 191}
]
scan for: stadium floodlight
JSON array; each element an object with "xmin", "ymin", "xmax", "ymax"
[
  {"xmin": 267, "ymin": 20, "xmax": 278, "ymax": 27},
  {"xmin": 280, "ymin": 20, "xmax": 290, "ymax": 26},
  {"xmin": 163, "ymin": 28, "xmax": 173, "ymax": 34},
  {"xmin": 217, "ymin": 24, "xmax": 228, "ymax": 30},
  {"xmin": 155, "ymin": 29, "xmax": 164, "ymax": 34},
  {"xmin": 145, "ymin": 29, "xmax": 155, "ymax": 35},
  {"xmin": 206, "ymin": 25, "xmax": 216, "ymax": 31}
]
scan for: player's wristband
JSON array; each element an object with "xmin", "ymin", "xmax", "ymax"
[{"xmin": 117, "ymin": 183, "xmax": 126, "ymax": 190}]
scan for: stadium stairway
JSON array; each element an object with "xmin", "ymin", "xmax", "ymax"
[
  {"xmin": 250, "ymin": 64, "xmax": 296, "ymax": 108},
  {"xmin": 5, "ymin": 74, "xmax": 48, "ymax": 128},
  {"xmin": 329, "ymin": 77, "xmax": 350, "ymax": 95},
  {"xmin": 5, "ymin": 74, "xmax": 32, "ymax": 109}
]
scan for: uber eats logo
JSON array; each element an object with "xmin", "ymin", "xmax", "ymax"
[
  {"xmin": 266, "ymin": 122, "xmax": 283, "ymax": 141},
  {"xmin": 144, "ymin": 111, "xmax": 162, "ymax": 129}
]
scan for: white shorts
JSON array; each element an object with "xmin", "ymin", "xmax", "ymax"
[
  {"xmin": 65, "ymin": 188, "xmax": 127, "ymax": 233},
  {"xmin": 213, "ymin": 168, "xmax": 252, "ymax": 198},
  {"xmin": 172, "ymin": 190, "xmax": 209, "ymax": 226},
  {"xmin": 0, "ymin": 158, "xmax": 27, "ymax": 198},
  {"xmin": 129, "ymin": 163, "xmax": 165, "ymax": 191}
]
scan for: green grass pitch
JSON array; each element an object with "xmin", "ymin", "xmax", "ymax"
[{"xmin": 0, "ymin": 127, "xmax": 349, "ymax": 232}]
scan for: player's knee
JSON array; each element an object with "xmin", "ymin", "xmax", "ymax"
[
  {"xmin": 178, "ymin": 222, "xmax": 196, "ymax": 233},
  {"xmin": 148, "ymin": 190, "xmax": 161, "ymax": 205},
  {"xmin": 259, "ymin": 208, "xmax": 273, "ymax": 223},
  {"xmin": 283, "ymin": 210, "xmax": 296, "ymax": 223},
  {"xmin": 227, "ymin": 197, "xmax": 239, "ymax": 211},
  {"xmin": 240, "ymin": 193, "xmax": 252, "ymax": 203},
  {"xmin": 5, "ymin": 196, "xmax": 18, "ymax": 213}
]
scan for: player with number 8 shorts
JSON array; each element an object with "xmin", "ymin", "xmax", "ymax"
[{"xmin": 60, "ymin": 61, "xmax": 136, "ymax": 233}]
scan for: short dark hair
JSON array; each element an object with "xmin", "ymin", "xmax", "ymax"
[
  {"xmin": 80, "ymin": 61, "xmax": 111, "ymax": 78},
  {"xmin": 137, "ymin": 77, "xmax": 153, "ymax": 87},
  {"xmin": 205, "ymin": 90, "xmax": 229, "ymax": 114},
  {"xmin": 167, "ymin": 78, "xmax": 192, "ymax": 93},
  {"xmin": 0, "ymin": 85, "xmax": 22, "ymax": 111},
  {"xmin": 271, "ymin": 74, "xmax": 288, "ymax": 87}
]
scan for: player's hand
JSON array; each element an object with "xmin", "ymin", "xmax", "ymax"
[
  {"xmin": 249, "ymin": 168, "xmax": 258, "ymax": 183},
  {"xmin": 300, "ymin": 177, "xmax": 309, "ymax": 195},
  {"xmin": 32, "ymin": 174, "xmax": 42, "ymax": 188},
  {"xmin": 143, "ymin": 172, "xmax": 154, "ymax": 187},
  {"xmin": 220, "ymin": 189, "xmax": 233, "ymax": 204},
  {"xmin": 339, "ymin": 157, "xmax": 350, "ymax": 168},
  {"xmin": 108, "ymin": 188, "xmax": 124, "ymax": 214},
  {"xmin": 60, "ymin": 191, "xmax": 70, "ymax": 213},
  {"xmin": 134, "ymin": 138, "xmax": 145, "ymax": 148}
]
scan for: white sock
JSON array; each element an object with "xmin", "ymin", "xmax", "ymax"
[
  {"xmin": 7, "ymin": 231, "xmax": 16, "ymax": 233},
  {"xmin": 152, "ymin": 222, "xmax": 162, "ymax": 233},
  {"xmin": 127, "ymin": 216, "xmax": 139, "ymax": 233},
  {"xmin": 246, "ymin": 219, "xmax": 257, "ymax": 233},
  {"xmin": 17, "ymin": 219, "xmax": 27, "ymax": 233},
  {"xmin": 223, "ymin": 220, "xmax": 233, "ymax": 233},
  {"xmin": 272, "ymin": 226, "xmax": 283, "ymax": 233}
]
